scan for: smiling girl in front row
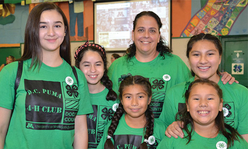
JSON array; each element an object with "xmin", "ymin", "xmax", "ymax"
[
  {"xmin": 157, "ymin": 79, "xmax": 248, "ymax": 148},
  {"xmin": 97, "ymin": 75, "xmax": 165, "ymax": 149}
]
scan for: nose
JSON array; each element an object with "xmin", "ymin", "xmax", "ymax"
[
  {"xmin": 199, "ymin": 55, "xmax": 207, "ymax": 64},
  {"xmin": 144, "ymin": 30, "xmax": 149, "ymax": 38},
  {"xmin": 48, "ymin": 27, "xmax": 55, "ymax": 36},
  {"xmin": 90, "ymin": 65, "xmax": 96, "ymax": 72},
  {"xmin": 199, "ymin": 99, "xmax": 207, "ymax": 107},
  {"xmin": 131, "ymin": 98, "xmax": 138, "ymax": 106}
]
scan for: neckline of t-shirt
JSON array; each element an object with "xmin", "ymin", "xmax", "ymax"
[{"xmin": 132, "ymin": 54, "xmax": 160, "ymax": 65}]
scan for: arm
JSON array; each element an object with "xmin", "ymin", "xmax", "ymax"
[
  {"xmin": 0, "ymin": 64, "xmax": 4, "ymax": 72},
  {"xmin": 74, "ymin": 115, "xmax": 88, "ymax": 149},
  {"xmin": 165, "ymin": 121, "xmax": 184, "ymax": 139},
  {"xmin": 220, "ymin": 72, "xmax": 238, "ymax": 84},
  {"xmin": 242, "ymin": 134, "xmax": 248, "ymax": 143},
  {"xmin": 0, "ymin": 107, "xmax": 12, "ymax": 149}
]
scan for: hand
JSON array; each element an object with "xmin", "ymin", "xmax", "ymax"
[
  {"xmin": 165, "ymin": 121, "xmax": 184, "ymax": 139},
  {"xmin": 220, "ymin": 72, "xmax": 239, "ymax": 84}
]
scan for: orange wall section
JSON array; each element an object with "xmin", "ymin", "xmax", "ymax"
[{"xmin": 172, "ymin": 0, "xmax": 192, "ymax": 37}]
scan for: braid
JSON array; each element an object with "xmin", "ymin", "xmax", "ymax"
[
  {"xmin": 138, "ymin": 105, "xmax": 154, "ymax": 149},
  {"xmin": 101, "ymin": 73, "xmax": 117, "ymax": 101},
  {"xmin": 104, "ymin": 103, "xmax": 124, "ymax": 149}
]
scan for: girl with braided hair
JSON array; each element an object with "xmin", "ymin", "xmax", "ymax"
[
  {"xmin": 97, "ymin": 75, "xmax": 165, "ymax": 149},
  {"xmin": 74, "ymin": 41, "xmax": 118, "ymax": 148}
]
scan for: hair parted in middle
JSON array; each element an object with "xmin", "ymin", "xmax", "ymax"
[
  {"xmin": 127, "ymin": 11, "xmax": 172, "ymax": 60},
  {"xmin": 104, "ymin": 75, "xmax": 154, "ymax": 149}
]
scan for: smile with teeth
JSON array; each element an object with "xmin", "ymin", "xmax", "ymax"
[
  {"xmin": 89, "ymin": 75, "xmax": 97, "ymax": 79},
  {"xmin": 198, "ymin": 111, "xmax": 210, "ymax": 114},
  {"xmin": 141, "ymin": 41, "xmax": 150, "ymax": 44},
  {"xmin": 198, "ymin": 66, "xmax": 210, "ymax": 70}
]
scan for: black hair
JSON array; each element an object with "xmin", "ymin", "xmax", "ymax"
[
  {"xmin": 104, "ymin": 75, "xmax": 154, "ymax": 149},
  {"xmin": 112, "ymin": 53, "xmax": 121, "ymax": 59},
  {"xmin": 127, "ymin": 11, "xmax": 172, "ymax": 60},
  {"xmin": 186, "ymin": 33, "xmax": 222, "ymax": 76},
  {"xmin": 75, "ymin": 43, "xmax": 117, "ymax": 101},
  {"xmin": 177, "ymin": 79, "xmax": 242, "ymax": 147}
]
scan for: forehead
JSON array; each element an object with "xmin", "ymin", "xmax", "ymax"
[
  {"xmin": 190, "ymin": 83, "xmax": 217, "ymax": 95},
  {"xmin": 81, "ymin": 50, "xmax": 103, "ymax": 61},
  {"xmin": 40, "ymin": 9, "xmax": 63, "ymax": 22},
  {"xmin": 135, "ymin": 15, "xmax": 159, "ymax": 28},
  {"xmin": 191, "ymin": 40, "xmax": 218, "ymax": 52}
]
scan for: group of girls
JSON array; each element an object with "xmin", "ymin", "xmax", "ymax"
[{"xmin": 0, "ymin": 2, "xmax": 247, "ymax": 149}]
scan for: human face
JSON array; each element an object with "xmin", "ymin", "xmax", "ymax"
[
  {"xmin": 186, "ymin": 83, "xmax": 223, "ymax": 128},
  {"xmin": 111, "ymin": 56, "xmax": 115, "ymax": 63},
  {"xmin": 121, "ymin": 84, "xmax": 151, "ymax": 121},
  {"xmin": 79, "ymin": 50, "xmax": 104, "ymax": 86},
  {"xmin": 189, "ymin": 40, "xmax": 221, "ymax": 83},
  {"xmin": 39, "ymin": 10, "xmax": 65, "ymax": 53},
  {"xmin": 132, "ymin": 16, "xmax": 160, "ymax": 55}
]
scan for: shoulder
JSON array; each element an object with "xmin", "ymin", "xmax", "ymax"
[{"xmin": 220, "ymin": 81, "xmax": 248, "ymax": 95}]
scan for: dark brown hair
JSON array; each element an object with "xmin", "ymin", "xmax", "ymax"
[
  {"xmin": 186, "ymin": 33, "xmax": 222, "ymax": 76},
  {"xmin": 75, "ymin": 43, "xmax": 117, "ymax": 101},
  {"xmin": 104, "ymin": 75, "xmax": 154, "ymax": 149},
  {"xmin": 177, "ymin": 79, "xmax": 242, "ymax": 147},
  {"xmin": 19, "ymin": 2, "xmax": 71, "ymax": 69}
]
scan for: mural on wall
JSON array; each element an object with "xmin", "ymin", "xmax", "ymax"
[
  {"xmin": 181, "ymin": 0, "xmax": 248, "ymax": 37},
  {"xmin": 0, "ymin": 1, "xmax": 93, "ymax": 45}
]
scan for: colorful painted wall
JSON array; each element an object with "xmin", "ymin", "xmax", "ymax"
[{"xmin": 0, "ymin": 0, "xmax": 247, "ymax": 46}]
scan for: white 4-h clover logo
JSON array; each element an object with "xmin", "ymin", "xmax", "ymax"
[
  {"xmin": 65, "ymin": 76, "xmax": 74, "ymax": 85},
  {"xmin": 216, "ymin": 141, "xmax": 227, "ymax": 149}
]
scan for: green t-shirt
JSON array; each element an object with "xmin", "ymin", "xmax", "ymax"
[
  {"xmin": 87, "ymin": 88, "xmax": 119, "ymax": 149},
  {"xmin": 157, "ymin": 126, "xmax": 248, "ymax": 149},
  {"xmin": 159, "ymin": 77, "xmax": 248, "ymax": 135},
  {"xmin": 108, "ymin": 54, "xmax": 191, "ymax": 118},
  {"xmin": 0, "ymin": 59, "xmax": 93, "ymax": 149},
  {"xmin": 97, "ymin": 114, "xmax": 166, "ymax": 149}
]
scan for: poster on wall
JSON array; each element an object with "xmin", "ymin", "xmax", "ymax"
[{"xmin": 94, "ymin": 0, "xmax": 171, "ymax": 51}]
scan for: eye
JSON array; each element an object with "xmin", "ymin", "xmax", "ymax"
[
  {"xmin": 40, "ymin": 25, "xmax": 46, "ymax": 29},
  {"xmin": 192, "ymin": 53, "xmax": 199, "ymax": 56},
  {"xmin": 193, "ymin": 98, "xmax": 199, "ymax": 100},
  {"xmin": 96, "ymin": 63, "xmax": 102, "ymax": 66},
  {"xmin": 55, "ymin": 24, "xmax": 62, "ymax": 28},
  {"xmin": 138, "ymin": 96, "xmax": 144, "ymax": 99},
  {"xmin": 207, "ymin": 53, "xmax": 214, "ymax": 56},
  {"xmin": 83, "ymin": 64, "xmax": 90, "ymax": 67},
  {"xmin": 150, "ymin": 29, "xmax": 156, "ymax": 33},
  {"xmin": 207, "ymin": 97, "xmax": 213, "ymax": 100},
  {"xmin": 124, "ymin": 96, "xmax": 131, "ymax": 99},
  {"xmin": 137, "ymin": 28, "xmax": 144, "ymax": 32}
]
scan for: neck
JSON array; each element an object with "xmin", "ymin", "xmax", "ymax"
[
  {"xmin": 125, "ymin": 114, "xmax": 146, "ymax": 128},
  {"xmin": 135, "ymin": 50, "xmax": 159, "ymax": 62},
  {"xmin": 193, "ymin": 122, "xmax": 219, "ymax": 138},
  {"xmin": 42, "ymin": 50, "xmax": 63, "ymax": 67},
  {"xmin": 195, "ymin": 74, "xmax": 220, "ymax": 84},
  {"xmin": 88, "ymin": 82, "xmax": 105, "ymax": 94}
]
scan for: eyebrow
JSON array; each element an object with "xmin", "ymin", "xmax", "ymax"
[{"xmin": 40, "ymin": 21, "xmax": 63, "ymax": 24}]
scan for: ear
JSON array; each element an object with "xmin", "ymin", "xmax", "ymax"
[
  {"xmin": 147, "ymin": 97, "xmax": 152, "ymax": 105},
  {"xmin": 186, "ymin": 103, "xmax": 190, "ymax": 112},
  {"xmin": 218, "ymin": 55, "xmax": 222, "ymax": 65},
  {"xmin": 132, "ymin": 30, "xmax": 134, "ymax": 41},
  {"xmin": 219, "ymin": 98, "xmax": 223, "ymax": 111},
  {"xmin": 158, "ymin": 32, "xmax": 161, "ymax": 43}
]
